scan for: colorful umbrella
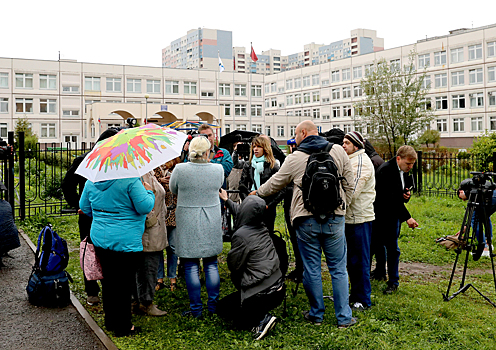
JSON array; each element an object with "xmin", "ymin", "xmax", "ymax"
[{"xmin": 75, "ymin": 124, "xmax": 187, "ymax": 182}]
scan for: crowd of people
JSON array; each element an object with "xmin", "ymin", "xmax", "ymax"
[{"xmin": 63, "ymin": 120, "xmax": 420, "ymax": 340}]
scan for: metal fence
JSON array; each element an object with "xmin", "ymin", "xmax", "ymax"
[{"xmin": 2, "ymin": 133, "xmax": 496, "ymax": 220}]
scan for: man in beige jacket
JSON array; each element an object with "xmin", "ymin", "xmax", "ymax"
[
  {"xmin": 342, "ymin": 131, "xmax": 375, "ymax": 312},
  {"xmin": 251, "ymin": 120, "xmax": 357, "ymax": 328}
]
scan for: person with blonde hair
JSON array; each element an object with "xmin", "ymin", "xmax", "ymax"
[
  {"xmin": 170, "ymin": 136, "xmax": 224, "ymax": 318},
  {"xmin": 239, "ymin": 136, "xmax": 284, "ymax": 233}
]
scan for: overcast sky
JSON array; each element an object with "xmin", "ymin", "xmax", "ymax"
[{"xmin": 3, "ymin": 0, "xmax": 495, "ymax": 67}]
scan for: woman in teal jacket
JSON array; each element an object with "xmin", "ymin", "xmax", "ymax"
[{"xmin": 80, "ymin": 177, "xmax": 155, "ymax": 337}]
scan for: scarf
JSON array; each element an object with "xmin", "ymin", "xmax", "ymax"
[{"xmin": 251, "ymin": 155, "xmax": 265, "ymax": 191}]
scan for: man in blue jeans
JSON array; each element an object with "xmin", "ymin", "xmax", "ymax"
[{"xmin": 251, "ymin": 120, "xmax": 357, "ymax": 328}]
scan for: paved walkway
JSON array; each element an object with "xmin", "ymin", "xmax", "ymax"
[{"xmin": 0, "ymin": 233, "xmax": 108, "ymax": 350}]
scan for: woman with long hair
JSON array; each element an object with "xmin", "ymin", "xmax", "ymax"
[{"xmin": 239, "ymin": 136, "xmax": 285, "ymax": 234}]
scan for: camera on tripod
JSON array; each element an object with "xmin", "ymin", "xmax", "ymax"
[
  {"xmin": 233, "ymin": 134, "xmax": 253, "ymax": 160},
  {"xmin": 0, "ymin": 137, "xmax": 12, "ymax": 161},
  {"xmin": 459, "ymin": 172, "xmax": 496, "ymax": 207}
]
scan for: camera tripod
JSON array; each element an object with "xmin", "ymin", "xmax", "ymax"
[{"xmin": 443, "ymin": 182, "xmax": 496, "ymax": 307}]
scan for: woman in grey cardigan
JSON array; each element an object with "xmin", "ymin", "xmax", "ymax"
[{"xmin": 170, "ymin": 136, "xmax": 224, "ymax": 318}]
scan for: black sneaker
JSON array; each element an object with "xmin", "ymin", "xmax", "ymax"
[
  {"xmin": 302, "ymin": 310, "xmax": 322, "ymax": 326},
  {"xmin": 252, "ymin": 314, "xmax": 277, "ymax": 340},
  {"xmin": 383, "ymin": 284, "xmax": 398, "ymax": 295},
  {"xmin": 370, "ymin": 270, "xmax": 387, "ymax": 281}
]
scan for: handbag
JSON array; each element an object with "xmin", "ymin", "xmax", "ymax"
[
  {"xmin": 79, "ymin": 237, "xmax": 104, "ymax": 281},
  {"xmin": 26, "ymin": 270, "xmax": 72, "ymax": 307}
]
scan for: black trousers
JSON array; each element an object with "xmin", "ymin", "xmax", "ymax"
[
  {"xmin": 79, "ymin": 214, "xmax": 100, "ymax": 297},
  {"xmin": 284, "ymin": 198, "xmax": 303, "ymax": 278},
  {"xmin": 95, "ymin": 247, "xmax": 141, "ymax": 333},
  {"xmin": 217, "ymin": 284, "xmax": 285, "ymax": 330}
]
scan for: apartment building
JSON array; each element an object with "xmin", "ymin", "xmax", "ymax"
[{"xmin": 1, "ymin": 24, "xmax": 495, "ymax": 148}]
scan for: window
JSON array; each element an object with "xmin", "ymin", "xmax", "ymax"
[
  {"xmin": 237, "ymin": 124, "xmax": 247, "ymax": 131},
  {"xmin": 222, "ymin": 104, "xmax": 231, "ymax": 116},
  {"xmin": 469, "ymin": 69, "xmax": 483, "ymax": 84},
  {"xmin": 322, "ymin": 79, "xmax": 329, "ymax": 86},
  {"xmin": 390, "ymin": 59, "xmax": 400, "ymax": 72},
  {"xmin": 0, "ymin": 72, "xmax": 8, "ymax": 88},
  {"xmin": 437, "ymin": 119, "xmax": 447, "ymax": 132},
  {"xmin": 332, "ymin": 88, "xmax": 340, "ymax": 100},
  {"xmin": 343, "ymin": 105, "xmax": 352, "ymax": 117},
  {"xmin": 277, "ymin": 126, "xmax": 285, "ymax": 137},
  {"xmin": 435, "ymin": 73, "xmax": 447, "ymax": 88},
  {"xmin": 469, "ymin": 44, "xmax": 482, "ymax": 60},
  {"xmin": 252, "ymin": 124, "xmax": 262, "ymax": 133},
  {"xmin": 435, "ymin": 96, "xmax": 448, "ymax": 110},
  {"xmin": 322, "ymin": 114, "xmax": 330, "ymax": 120},
  {"xmin": 235, "ymin": 104, "xmax": 246, "ymax": 116},
  {"xmin": 343, "ymin": 124, "xmax": 351, "ymax": 133},
  {"xmin": 286, "ymin": 111, "xmax": 294, "ymax": 116},
  {"xmin": 294, "ymin": 94, "xmax": 302, "ymax": 104},
  {"xmin": 421, "ymin": 75, "xmax": 431, "ymax": 89},
  {"xmin": 15, "ymin": 98, "xmax": 33, "ymax": 113},
  {"xmin": 303, "ymin": 76, "xmax": 310, "ymax": 87},
  {"xmin": 225, "ymin": 124, "xmax": 231, "ymax": 134},
  {"xmin": 453, "ymin": 118, "xmax": 464, "ymax": 132},
  {"xmin": 251, "ymin": 105, "xmax": 262, "ymax": 117},
  {"xmin": 365, "ymin": 64, "xmax": 374, "ymax": 76},
  {"xmin": 332, "ymin": 106, "xmax": 340, "ymax": 118},
  {"xmin": 184, "ymin": 81, "xmax": 197, "ymax": 94},
  {"xmin": 40, "ymin": 74, "xmax": 56, "ymax": 89},
  {"xmin": 234, "ymin": 84, "xmax": 246, "ymax": 96},
  {"xmin": 451, "ymin": 48, "xmax": 464, "ymax": 63},
  {"xmin": 265, "ymin": 84, "xmax": 270, "ymax": 93},
  {"xmin": 303, "ymin": 93, "xmax": 310, "ymax": 103},
  {"xmin": 286, "ymin": 95, "xmax": 293, "ymax": 106},
  {"xmin": 342, "ymin": 87, "xmax": 351, "ymax": 99},
  {"xmin": 294, "ymin": 78, "xmax": 301, "ymax": 88},
  {"xmin": 286, "ymin": 79, "xmax": 293, "ymax": 90},
  {"xmin": 471, "ymin": 117, "xmax": 483, "ymax": 131},
  {"xmin": 201, "ymin": 91, "xmax": 214, "ymax": 97},
  {"xmin": 312, "ymin": 74, "xmax": 319, "ymax": 86},
  {"xmin": 0, "ymin": 123, "xmax": 6, "ymax": 138},
  {"xmin": 295, "ymin": 110, "xmax": 302, "ymax": 117},
  {"xmin": 147, "ymin": 80, "xmax": 160, "ymax": 93},
  {"xmin": 106, "ymin": 77, "xmax": 121, "ymax": 92},
  {"xmin": 303, "ymin": 109, "xmax": 311, "ymax": 117},
  {"xmin": 434, "ymin": 51, "xmax": 447, "ymax": 66},
  {"xmin": 342, "ymin": 68, "xmax": 351, "ymax": 81},
  {"xmin": 40, "ymin": 99, "xmax": 56, "ymax": 113},
  {"xmin": 312, "ymin": 91, "xmax": 320, "ymax": 102},
  {"xmin": 451, "ymin": 71, "xmax": 464, "ymax": 86},
  {"xmin": 62, "ymin": 110, "xmax": 79, "ymax": 116},
  {"xmin": 331, "ymin": 70, "xmax": 340, "ymax": 83},
  {"xmin": 16, "ymin": 73, "xmax": 33, "ymax": 88},
  {"xmin": 270, "ymin": 83, "xmax": 276, "ymax": 92},
  {"xmin": 420, "ymin": 98, "xmax": 432, "ymax": 110},
  {"xmin": 353, "ymin": 66, "xmax": 362, "ymax": 79},
  {"xmin": 271, "ymin": 98, "xmax": 277, "ymax": 107},
  {"xmin": 290, "ymin": 125, "xmax": 296, "ymax": 137},
  {"xmin": 219, "ymin": 83, "xmax": 230, "ymax": 96},
  {"xmin": 489, "ymin": 67, "xmax": 496, "ymax": 83},
  {"xmin": 489, "ymin": 92, "xmax": 495, "ymax": 106},
  {"xmin": 251, "ymin": 85, "xmax": 262, "ymax": 97},
  {"xmin": 0, "ymin": 98, "xmax": 8, "ymax": 113},
  {"xmin": 353, "ymin": 85, "xmax": 362, "ymax": 97},
  {"xmin": 313, "ymin": 108, "xmax": 320, "ymax": 119},
  {"xmin": 41, "ymin": 123, "xmax": 56, "ymax": 138},
  {"xmin": 62, "ymin": 86, "xmax": 79, "ymax": 93},
  {"xmin": 470, "ymin": 92, "xmax": 484, "ymax": 108},
  {"xmin": 265, "ymin": 126, "xmax": 271, "ymax": 137},
  {"xmin": 126, "ymin": 78, "xmax": 141, "ymax": 93},
  {"xmin": 491, "ymin": 117, "xmax": 496, "ymax": 131},
  {"xmin": 265, "ymin": 99, "xmax": 270, "ymax": 108},
  {"xmin": 452, "ymin": 94, "xmax": 466, "ymax": 109},
  {"xmin": 85, "ymin": 76, "xmax": 100, "ymax": 91},
  {"xmin": 489, "ymin": 41, "xmax": 496, "ymax": 58},
  {"xmin": 418, "ymin": 54, "xmax": 430, "ymax": 68}
]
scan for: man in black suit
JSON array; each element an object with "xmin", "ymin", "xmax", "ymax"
[{"xmin": 373, "ymin": 145, "xmax": 419, "ymax": 294}]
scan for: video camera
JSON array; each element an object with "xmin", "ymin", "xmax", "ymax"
[
  {"xmin": 0, "ymin": 137, "xmax": 12, "ymax": 161},
  {"xmin": 459, "ymin": 172, "xmax": 496, "ymax": 207},
  {"xmin": 233, "ymin": 134, "xmax": 253, "ymax": 160}
]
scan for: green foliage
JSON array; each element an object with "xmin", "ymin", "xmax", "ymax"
[
  {"xmin": 470, "ymin": 130, "xmax": 496, "ymax": 171},
  {"xmin": 14, "ymin": 116, "xmax": 38, "ymax": 154},
  {"xmin": 418, "ymin": 129, "xmax": 440, "ymax": 148}
]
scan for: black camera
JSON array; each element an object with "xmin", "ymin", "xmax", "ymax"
[
  {"xmin": 126, "ymin": 118, "xmax": 137, "ymax": 128},
  {"xmin": 0, "ymin": 137, "xmax": 12, "ymax": 161},
  {"xmin": 460, "ymin": 172, "xmax": 496, "ymax": 207},
  {"xmin": 233, "ymin": 134, "xmax": 254, "ymax": 160}
]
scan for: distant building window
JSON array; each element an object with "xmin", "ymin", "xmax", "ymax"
[
  {"xmin": 469, "ymin": 68, "xmax": 483, "ymax": 84},
  {"xmin": 63, "ymin": 110, "xmax": 79, "ymax": 116},
  {"xmin": 251, "ymin": 85, "xmax": 262, "ymax": 97},
  {"xmin": 251, "ymin": 105, "xmax": 262, "ymax": 117},
  {"xmin": 342, "ymin": 87, "xmax": 351, "ymax": 99},
  {"xmin": 332, "ymin": 70, "xmax": 340, "ymax": 83},
  {"xmin": 41, "ymin": 123, "xmax": 56, "ymax": 138},
  {"xmin": 235, "ymin": 104, "xmax": 246, "ymax": 116},
  {"xmin": 469, "ymin": 44, "xmax": 482, "ymax": 60},
  {"xmin": 303, "ymin": 76, "xmax": 310, "ymax": 87},
  {"xmin": 165, "ymin": 81, "xmax": 179, "ymax": 94},
  {"xmin": 16, "ymin": 98, "xmax": 33, "ymax": 113},
  {"xmin": 470, "ymin": 92, "xmax": 484, "ymax": 108},
  {"xmin": 437, "ymin": 119, "xmax": 447, "ymax": 132},
  {"xmin": 106, "ymin": 77, "xmax": 121, "ymax": 92},
  {"xmin": 85, "ymin": 76, "xmax": 100, "ymax": 91},
  {"xmin": 219, "ymin": 83, "xmax": 230, "ymax": 96},
  {"xmin": 488, "ymin": 41, "xmax": 496, "ymax": 58},
  {"xmin": 451, "ymin": 71, "xmax": 464, "ymax": 86},
  {"xmin": 0, "ymin": 123, "xmax": 7, "ymax": 137},
  {"xmin": 434, "ymin": 73, "xmax": 447, "ymax": 88},
  {"xmin": 184, "ymin": 81, "xmax": 197, "ymax": 94},
  {"xmin": 434, "ymin": 51, "xmax": 447, "ymax": 66},
  {"xmin": 471, "ymin": 117, "xmax": 483, "ymax": 131},
  {"xmin": 418, "ymin": 54, "xmax": 430, "ymax": 68},
  {"xmin": 234, "ymin": 84, "xmax": 246, "ymax": 96},
  {"xmin": 277, "ymin": 125, "xmax": 285, "ymax": 137},
  {"xmin": 0, "ymin": 72, "xmax": 8, "ymax": 88},
  {"xmin": 489, "ymin": 67, "xmax": 496, "ymax": 83},
  {"xmin": 435, "ymin": 96, "xmax": 448, "ymax": 110},
  {"xmin": 40, "ymin": 74, "xmax": 56, "ymax": 89},
  {"xmin": 451, "ymin": 48, "xmax": 464, "ymax": 63},
  {"xmin": 201, "ymin": 91, "xmax": 214, "ymax": 97},
  {"xmin": 452, "ymin": 94, "xmax": 465, "ymax": 109},
  {"xmin": 353, "ymin": 66, "xmax": 362, "ymax": 79},
  {"xmin": 294, "ymin": 78, "xmax": 301, "ymax": 88},
  {"xmin": 16, "ymin": 73, "xmax": 33, "ymax": 88},
  {"xmin": 0, "ymin": 98, "xmax": 8, "ymax": 113},
  {"xmin": 40, "ymin": 99, "xmax": 56, "ymax": 114},
  {"xmin": 62, "ymin": 86, "xmax": 79, "ymax": 93},
  {"xmin": 147, "ymin": 80, "xmax": 160, "ymax": 93},
  {"xmin": 353, "ymin": 85, "xmax": 362, "ymax": 97}
]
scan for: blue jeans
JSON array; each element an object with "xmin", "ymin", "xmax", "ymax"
[
  {"xmin": 345, "ymin": 222, "xmax": 372, "ymax": 307},
  {"xmin": 295, "ymin": 215, "xmax": 353, "ymax": 325},
  {"xmin": 183, "ymin": 256, "xmax": 220, "ymax": 317},
  {"xmin": 156, "ymin": 227, "xmax": 179, "ymax": 280}
]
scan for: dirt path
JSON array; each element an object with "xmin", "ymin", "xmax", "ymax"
[{"xmin": 399, "ymin": 261, "xmax": 493, "ymax": 282}]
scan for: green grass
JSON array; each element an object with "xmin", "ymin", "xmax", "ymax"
[{"xmin": 17, "ymin": 196, "xmax": 496, "ymax": 350}]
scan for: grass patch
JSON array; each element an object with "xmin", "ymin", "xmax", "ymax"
[{"xmin": 17, "ymin": 196, "xmax": 496, "ymax": 350}]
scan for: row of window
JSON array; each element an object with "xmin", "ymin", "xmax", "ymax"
[
  {"xmin": 420, "ymin": 67, "xmax": 496, "ymax": 88},
  {"xmin": 418, "ymin": 42, "xmax": 496, "ymax": 68},
  {"xmin": 436, "ymin": 116, "xmax": 496, "ymax": 133},
  {"xmin": 0, "ymin": 122, "xmax": 56, "ymax": 138}
]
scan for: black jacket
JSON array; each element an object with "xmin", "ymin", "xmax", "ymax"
[
  {"xmin": 225, "ymin": 196, "xmax": 282, "ymax": 301},
  {"xmin": 374, "ymin": 157, "xmax": 414, "ymax": 223},
  {"xmin": 239, "ymin": 161, "xmax": 285, "ymax": 208}
]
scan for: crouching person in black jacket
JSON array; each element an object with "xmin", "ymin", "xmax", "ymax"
[{"xmin": 217, "ymin": 190, "xmax": 285, "ymax": 341}]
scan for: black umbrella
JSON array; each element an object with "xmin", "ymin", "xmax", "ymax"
[{"xmin": 219, "ymin": 130, "xmax": 286, "ymax": 165}]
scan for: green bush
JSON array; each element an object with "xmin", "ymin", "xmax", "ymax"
[{"xmin": 470, "ymin": 130, "xmax": 496, "ymax": 171}]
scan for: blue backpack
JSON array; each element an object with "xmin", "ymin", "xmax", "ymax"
[{"xmin": 35, "ymin": 225, "xmax": 69, "ymax": 275}]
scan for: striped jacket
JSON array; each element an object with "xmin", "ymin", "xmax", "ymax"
[{"xmin": 345, "ymin": 149, "xmax": 376, "ymax": 224}]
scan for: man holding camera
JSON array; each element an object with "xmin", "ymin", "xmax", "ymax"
[{"xmin": 373, "ymin": 145, "xmax": 418, "ymax": 295}]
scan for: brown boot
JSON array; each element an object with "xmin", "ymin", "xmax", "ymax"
[{"xmin": 140, "ymin": 303, "xmax": 167, "ymax": 316}]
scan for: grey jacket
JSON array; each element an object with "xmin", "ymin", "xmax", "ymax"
[{"xmin": 141, "ymin": 172, "xmax": 168, "ymax": 252}]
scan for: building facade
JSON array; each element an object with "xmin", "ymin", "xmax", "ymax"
[{"xmin": 1, "ymin": 24, "xmax": 496, "ymax": 148}]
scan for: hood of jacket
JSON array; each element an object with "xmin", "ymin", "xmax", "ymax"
[
  {"xmin": 234, "ymin": 195, "xmax": 266, "ymax": 230},
  {"xmin": 364, "ymin": 139, "xmax": 379, "ymax": 158},
  {"xmin": 92, "ymin": 179, "xmax": 117, "ymax": 191},
  {"xmin": 297, "ymin": 135, "xmax": 329, "ymax": 154}
]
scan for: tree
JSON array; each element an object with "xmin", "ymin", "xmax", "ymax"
[
  {"xmin": 14, "ymin": 116, "xmax": 39, "ymax": 153},
  {"xmin": 354, "ymin": 49, "xmax": 433, "ymax": 155},
  {"xmin": 471, "ymin": 130, "xmax": 496, "ymax": 171},
  {"xmin": 418, "ymin": 129, "xmax": 440, "ymax": 148}
]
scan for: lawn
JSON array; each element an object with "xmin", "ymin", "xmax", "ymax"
[{"xmin": 17, "ymin": 196, "xmax": 496, "ymax": 350}]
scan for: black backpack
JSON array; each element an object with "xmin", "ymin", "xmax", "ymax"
[{"xmin": 299, "ymin": 143, "xmax": 345, "ymax": 222}]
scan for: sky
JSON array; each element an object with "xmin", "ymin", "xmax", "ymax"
[{"xmin": 3, "ymin": 0, "xmax": 496, "ymax": 68}]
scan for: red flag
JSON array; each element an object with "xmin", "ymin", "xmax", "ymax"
[
  {"xmin": 233, "ymin": 58, "xmax": 236, "ymax": 71},
  {"xmin": 250, "ymin": 45, "xmax": 258, "ymax": 62}
]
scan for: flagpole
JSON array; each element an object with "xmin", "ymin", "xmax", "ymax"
[{"xmin": 249, "ymin": 43, "xmax": 252, "ymax": 133}]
